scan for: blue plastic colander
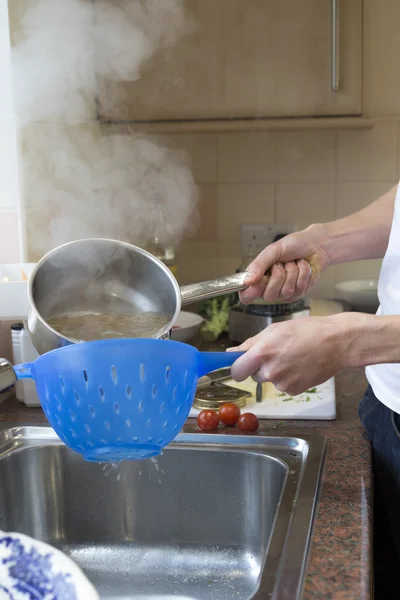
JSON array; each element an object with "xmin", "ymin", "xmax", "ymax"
[{"xmin": 12, "ymin": 339, "xmax": 242, "ymax": 462}]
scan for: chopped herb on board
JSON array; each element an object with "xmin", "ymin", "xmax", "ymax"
[
  {"xmin": 278, "ymin": 392, "xmax": 287, "ymax": 397},
  {"xmin": 282, "ymin": 397, "xmax": 294, "ymax": 402},
  {"xmin": 306, "ymin": 387, "xmax": 317, "ymax": 393},
  {"xmin": 305, "ymin": 396, "xmax": 311, "ymax": 402}
]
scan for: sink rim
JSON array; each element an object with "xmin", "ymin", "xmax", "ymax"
[{"xmin": 0, "ymin": 424, "xmax": 326, "ymax": 600}]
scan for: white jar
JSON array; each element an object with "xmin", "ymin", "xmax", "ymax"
[
  {"xmin": 19, "ymin": 327, "xmax": 40, "ymax": 407},
  {"xmin": 11, "ymin": 323, "xmax": 23, "ymax": 401}
]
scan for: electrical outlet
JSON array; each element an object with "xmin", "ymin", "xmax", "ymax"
[{"xmin": 240, "ymin": 223, "xmax": 296, "ymax": 259}]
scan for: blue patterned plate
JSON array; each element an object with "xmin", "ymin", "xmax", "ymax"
[{"xmin": 0, "ymin": 530, "xmax": 98, "ymax": 599}]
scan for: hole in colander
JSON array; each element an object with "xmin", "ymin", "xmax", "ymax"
[
  {"xmin": 157, "ymin": 438, "xmax": 164, "ymax": 444},
  {"xmin": 55, "ymin": 415, "xmax": 61, "ymax": 426},
  {"xmin": 111, "ymin": 365, "xmax": 118, "ymax": 385},
  {"xmin": 89, "ymin": 405, "xmax": 95, "ymax": 417},
  {"xmin": 69, "ymin": 410, "xmax": 76, "ymax": 422},
  {"xmin": 174, "ymin": 424, "xmax": 179, "ymax": 432},
  {"xmin": 56, "ymin": 398, "xmax": 61, "ymax": 411},
  {"xmin": 101, "ymin": 439, "xmax": 107, "ymax": 445},
  {"xmin": 69, "ymin": 428, "xmax": 77, "ymax": 438},
  {"xmin": 99, "ymin": 387, "xmax": 105, "ymax": 401},
  {"xmin": 148, "ymin": 437, "xmax": 153, "ymax": 442},
  {"xmin": 76, "ymin": 445, "xmax": 84, "ymax": 452},
  {"xmin": 60, "ymin": 376, "xmax": 64, "ymax": 390},
  {"xmin": 140, "ymin": 364, "xmax": 145, "ymax": 383},
  {"xmin": 126, "ymin": 385, "xmax": 132, "ymax": 398},
  {"xmin": 74, "ymin": 391, "xmax": 80, "ymax": 406},
  {"xmin": 160, "ymin": 402, "xmax": 166, "ymax": 414},
  {"xmin": 105, "ymin": 421, "xmax": 111, "ymax": 430},
  {"xmin": 165, "ymin": 366, "xmax": 170, "ymax": 383},
  {"xmin": 184, "ymin": 370, "xmax": 189, "ymax": 386},
  {"xmin": 146, "ymin": 419, "xmax": 151, "ymax": 428},
  {"xmin": 133, "ymin": 436, "xmax": 139, "ymax": 443},
  {"xmin": 84, "ymin": 424, "xmax": 91, "ymax": 434},
  {"xmin": 87, "ymin": 441, "xmax": 94, "ymax": 448},
  {"xmin": 116, "ymin": 437, "xmax": 123, "ymax": 444},
  {"xmin": 114, "ymin": 403, "xmax": 120, "ymax": 414},
  {"xmin": 138, "ymin": 401, "xmax": 144, "ymax": 412},
  {"xmin": 83, "ymin": 370, "xmax": 88, "ymax": 384},
  {"xmin": 173, "ymin": 387, "xmax": 178, "ymax": 401},
  {"xmin": 163, "ymin": 421, "xmax": 169, "ymax": 429},
  {"xmin": 125, "ymin": 419, "xmax": 131, "ymax": 428},
  {"xmin": 176, "ymin": 405, "xmax": 183, "ymax": 415},
  {"xmin": 152, "ymin": 385, "xmax": 157, "ymax": 399}
]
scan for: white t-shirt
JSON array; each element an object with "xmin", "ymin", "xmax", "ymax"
[{"xmin": 366, "ymin": 183, "xmax": 400, "ymax": 412}]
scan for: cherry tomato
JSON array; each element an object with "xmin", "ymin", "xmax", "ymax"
[
  {"xmin": 238, "ymin": 413, "xmax": 259, "ymax": 432},
  {"xmin": 197, "ymin": 409, "xmax": 219, "ymax": 431},
  {"xmin": 219, "ymin": 403, "xmax": 241, "ymax": 426}
]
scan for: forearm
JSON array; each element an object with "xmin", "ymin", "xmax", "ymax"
[
  {"xmin": 337, "ymin": 312, "xmax": 400, "ymax": 368},
  {"xmin": 322, "ymin": 184, "xmax": 397, "ymax": 266}
]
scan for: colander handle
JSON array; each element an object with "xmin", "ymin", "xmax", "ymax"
[
  {"xmin": 197, "ymin": 352, "xmax": 243, "ymax": 377},
  {"xmin": 14, "ymin": 363, "xmax": 34, "ymax": 380}
]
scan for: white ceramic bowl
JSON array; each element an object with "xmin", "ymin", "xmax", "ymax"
[
  {"xmin": 0, "ymin": 530, "xmax": 98, "ymax": 600},
  {"xmin": 335, "ymin": 279, "xmax": 379, "ymax": 313},
  {"xmin": 170, "ymin": 310, "xmax": 203, "ymax": 342}
]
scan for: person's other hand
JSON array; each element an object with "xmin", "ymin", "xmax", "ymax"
[
  {"xmin": 228, "ymin": 314, "xmax": 353, "ymax": 396},
  {"xmin": 241, "ymin": 224, "xmax": 331, "ymax": 305}
]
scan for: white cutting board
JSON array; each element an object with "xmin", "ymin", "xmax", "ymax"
[{"xmin": 189, "ymin": 377, "xmax": 336, "ymax": 420}]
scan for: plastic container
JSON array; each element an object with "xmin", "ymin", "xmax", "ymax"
[
  {"xmin": 19, "ymin": 327, "xmax": 40, "ymax": 407},
  {"xmin": 0, "ymin": 264, "xmax": 36, "ymax": 320},
  {"xmin": 11, "ymin": 323, "xmax": 23, "ymax": 401}
]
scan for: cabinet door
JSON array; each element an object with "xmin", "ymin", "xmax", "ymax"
[{"xmin": 98, "ymin": 0, "xmax": 362, "ymax": 122}]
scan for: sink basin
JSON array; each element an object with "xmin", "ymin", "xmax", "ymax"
[{"xmin": 0, "ymin": 426, "xmax": 325, "ymax": 600}]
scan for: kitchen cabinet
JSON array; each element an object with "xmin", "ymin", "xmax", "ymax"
[{"xmin": 98, "ymin": 0, "xmax": 363, "ymax": 124}]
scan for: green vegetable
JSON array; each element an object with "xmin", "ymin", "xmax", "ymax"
[
  {"xmin": 198, "ymin": 293, "xmax": 238, "ymax": 342},
  {"xmin": 282, "ymin": 397, "xmax": 294, "ymax": 402},
  {"xmin": 306, "ymin": 387, "xmax": 317, "ymax": 393}
]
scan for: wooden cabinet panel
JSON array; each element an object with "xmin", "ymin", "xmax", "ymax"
[{"xmin": 98, "ymin": 0, "xmax": 362, "ymax": 122}]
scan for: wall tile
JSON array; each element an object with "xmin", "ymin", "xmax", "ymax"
[
  {"xmin": 187, "ymin": 184, "xmax": 218, "ymax": 241},
  {"xmin": 276, "ymin": 183, "xmax": 335, "ymax": 230},
  {"xmin": 168, "ymin": 133, "xmax": 217, "ymax": 183},
  {"xmin": 277, "ymin": 131, "xmax": 335, "ymax": 182},
  {"xmin": 218, "ymin": 183, "xmax": 275, "ymax": 242},
  {"xmin": 176, "ymin": 241, "xmax": 219, "ymax": 286},
  {"xmin": 336, "ymin": 181, "xmax": 396, "ymax": 219},
  {"xmin": 217, "ymin": 132, "xmax": 276, "ymax": 183},
  {"xmin": 337, "ymin": 123, "xmax": 398, "ymax": 182},
  {"xmin": 0, "ymin": 210, "xmax": 20, "ymax": 262},
  {"xmin": 218, "ymin": 241, "xmax": 242, "ymax": 276},
  {"xmin": 0, "ymin": 121, "xmax": 19, "ymax": 209}
]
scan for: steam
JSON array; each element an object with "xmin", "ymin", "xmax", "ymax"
[{"xmin": 11, "ymin": 0, "xmax": 199, "ymax": 258}]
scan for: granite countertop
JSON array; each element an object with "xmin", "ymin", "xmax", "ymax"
[{"xmin": 0, "ymin": 360, "xmax": 372, "ymax": 600}]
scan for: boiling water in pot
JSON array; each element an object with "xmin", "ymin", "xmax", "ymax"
[{"xmin": 47, "ymin": 311, "xmax": 171, "ymax": 342}]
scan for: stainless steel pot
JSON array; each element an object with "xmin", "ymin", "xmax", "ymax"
[{"xmin": 28, "ymin": 238, "xmax": 248, "ymax": 355}]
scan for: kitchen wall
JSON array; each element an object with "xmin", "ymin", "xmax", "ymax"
[
  {"xmin": 4, "ymin": 0, "xmax": 400, "ymax": 301},
  {"xmin": 171, "ymin": 124, "xmax": 398, "ymax": 298},
  {"xmin": 0, "ymin": 0, "xmax": 22, "ymax": 264}
]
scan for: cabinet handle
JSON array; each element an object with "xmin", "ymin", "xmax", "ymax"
[{"xmin": 331, "ymin": 0, "xmax": 340, "ymax": 91}]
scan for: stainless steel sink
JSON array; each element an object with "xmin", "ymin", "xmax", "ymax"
[{"xmin": 0, "ymin": 426, "xmax": 325, "ymax": 600}]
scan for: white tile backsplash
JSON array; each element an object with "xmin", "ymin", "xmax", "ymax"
[
  {"xmin": 277, "ymin": 131, "xmax": 335, "ymax": 183},
  {"xmin": 217, "ymin": 132, "xmax": 276, "ymax": 183}
]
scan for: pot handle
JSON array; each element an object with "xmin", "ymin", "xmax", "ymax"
[
  {"xmin": 180, "ymin": 272, "xmax": 248, "ymax": 305},
  {"xmin": 179, "ymin": 257, "xmax": 318, "ymax": 305}
]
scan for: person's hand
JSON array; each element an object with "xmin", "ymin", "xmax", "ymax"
[
  {"xmin": 228, "ymin": 313, "xmax": 356, "ymax": 396},
  {"xmin": 241, "ymin": 224, "xmax": 332, "ymax": 305}
]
